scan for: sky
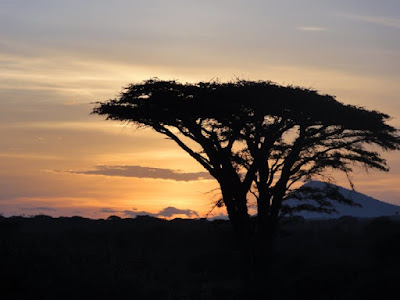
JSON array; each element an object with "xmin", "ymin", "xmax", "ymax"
[{"xmin": 1, "ymin": 0, "xmax": 400, "ymax": 219}]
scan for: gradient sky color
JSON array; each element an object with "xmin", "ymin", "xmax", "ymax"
[{"xmin": 1, "ymin": 0, "xmax": 400, "ymax": 219}]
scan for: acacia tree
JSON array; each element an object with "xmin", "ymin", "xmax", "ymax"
[{"xmin": 93, "ymin": 79, "xmax": 400, "ymax": 287}]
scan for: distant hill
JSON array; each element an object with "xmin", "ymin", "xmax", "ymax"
[{"xmin": 286, "ymin": 181, "xmax": 400, "ymax": 219}]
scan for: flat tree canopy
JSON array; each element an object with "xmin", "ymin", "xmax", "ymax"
[
  {"xmin": 93, "ymin": 78, "xmax": 400, "ymax": 246},
  {"xmin": 93, "ymin": 78, "xmax": 400, "ymax": 294}
]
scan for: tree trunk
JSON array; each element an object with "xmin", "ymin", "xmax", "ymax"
[
  {"xmin": 251, "ymin": 214, "xmax": 279, "ymax": 296},
  {"xmin": 220, "ymin": 184, "xmax": 281, "ymax": 296},
  {"xmin": 220, "ymin": 188, "xmax": 253, "ymax": 290},
  {"xmin": 229, "ymin": 216, "xmax": 279, "ymax": 297}
]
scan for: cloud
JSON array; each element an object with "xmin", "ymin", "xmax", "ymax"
[
  {"xmin": 296, "ymin": 26, "xmax": 326, "ymax": 32},
  {"xmin": 339, "ymin": 14, "xmax": 400, "ymax": 29},
  {"xmin": 122, "ymin": 209, "xmax": 157, "ymax": 218},
  {"xmin": 99, "ymin": 208, "xmax": 120, "ymax": 214},
  {"xmin": 65, "ymin": 165, "xmax": 213, "ymax": 181},
  {"xmin": 20, "ymin": 206, "xmax": 57, "ymax": 212},
  {"xmin": 156, "ymin": 207, "xmax": 199, "ymax": 218},
  {"xmin": 119, "ymin": 206, "xmax": 199, "ymax": 219}
]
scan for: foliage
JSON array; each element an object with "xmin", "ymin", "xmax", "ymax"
[{"xmin": 93, "ymin": 79, "xmax": 400, "ymax": 224}]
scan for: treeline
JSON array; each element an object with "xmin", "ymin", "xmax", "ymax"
[{"xmin": 1, "ymin": 214, "xmax": 400, "ymax": 299}]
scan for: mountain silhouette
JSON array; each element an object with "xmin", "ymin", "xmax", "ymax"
[{"xmin": 286, "ymin": 180, "xmax": 400, "ymax": 219}]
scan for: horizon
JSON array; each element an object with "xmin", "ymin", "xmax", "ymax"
[
  {"xmin": 2, "ymin": 180, "xmax": 400, "ymax": 220},
  {"xmin": 1, "ymin": 0, "xmax": 400, "ymax": 219}
]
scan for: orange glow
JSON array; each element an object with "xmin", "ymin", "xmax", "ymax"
[{"xmin": 1, "ymin": 3, "xmax": 399, "ymax": 218}]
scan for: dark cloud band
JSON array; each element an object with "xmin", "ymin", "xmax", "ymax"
[
  {"xmin": 102, "ymin": 206, "xmax": 199, "ymax": 219},
  {"xmin": 65, "ymin": 165, "xmax": 213, "ymax": 181}
]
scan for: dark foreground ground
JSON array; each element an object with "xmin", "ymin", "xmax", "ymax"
[{"xmin": 1, "ymin": 214, "xmax": 400, "ymax": 300}]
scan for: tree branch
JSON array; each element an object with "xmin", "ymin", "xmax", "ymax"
[{"xmin": 158, "ymin": 126, "xmax": 217, "ymax": 177}]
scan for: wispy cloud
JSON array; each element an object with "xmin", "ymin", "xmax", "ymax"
[
  {"xmin": 62, "ymin": 165, "xmax": 213, "ymax": 181},
  {"xmin": 296, "ymin": 26, "xmax": 326, "ymax": 32},
  {"xmin": 99, "ymin": 208, "xmax": 120, "ymax": 214},
  {"xmin": 20, "ymin": 206, "xmax": 57, "ymax": 212},
  {"xmin": 339, "ymin": 14, "xmax": 400, "ymax": 29}
]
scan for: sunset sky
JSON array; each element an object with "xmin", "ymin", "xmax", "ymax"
[{"xmin": 1, "ymin": 0, "xmax": 400, "ymax": 219}]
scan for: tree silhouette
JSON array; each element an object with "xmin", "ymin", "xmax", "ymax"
[{"xmin": 92, "ymin": 79, "xmax": 400, "ymax": 291}]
